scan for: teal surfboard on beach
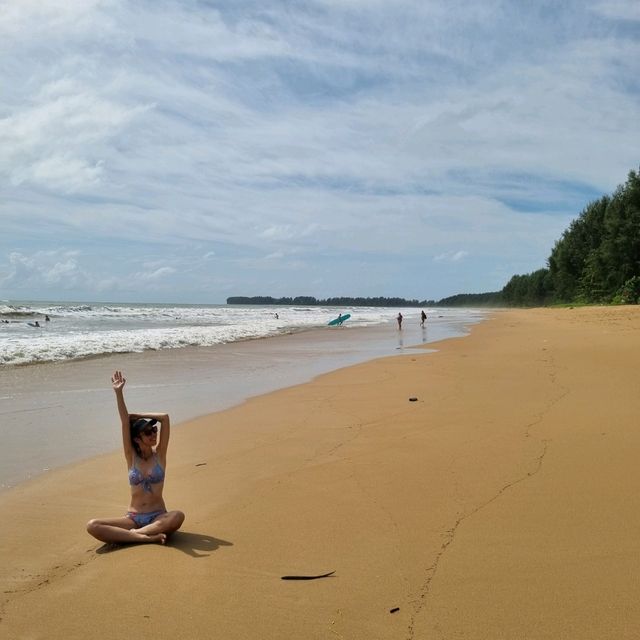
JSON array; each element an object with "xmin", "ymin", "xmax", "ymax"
[{"xmin": 328, "ymin": 313, "xmax": 351, "ymax": 326}]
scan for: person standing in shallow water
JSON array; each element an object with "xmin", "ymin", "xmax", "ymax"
[
  {"xmin": 397, "ymin": 312, "xmax": 403, "ymax": 330},
  {"xmin": 86, "ymin": 371, "xmax": 185, "ymax": 545},
  {"xmin": 420, "ymin": 310, "xmax": 427, "ymax": 327}
]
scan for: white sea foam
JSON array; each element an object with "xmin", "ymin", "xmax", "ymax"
[{"xmin": 0, "ymin": 301, "xmax": 485, "ymax": 366}]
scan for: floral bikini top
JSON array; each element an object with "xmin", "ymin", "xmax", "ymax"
[{"xmin": 128, "ymin": 453, "xmax": 165, "ymax": 493}]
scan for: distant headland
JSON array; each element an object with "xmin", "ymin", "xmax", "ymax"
[{"xmin": 226, "ymin": 294, "xmax": 502, "ymax": 307}]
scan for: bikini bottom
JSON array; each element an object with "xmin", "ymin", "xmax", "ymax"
[{"xmin": 126, "ymin": 509, "xmax": 167, "ymax": 527}]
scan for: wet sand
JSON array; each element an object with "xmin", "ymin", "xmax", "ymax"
[{"xmin": 1, "ymin": 306, "xmax": 639, "ymax": 639}]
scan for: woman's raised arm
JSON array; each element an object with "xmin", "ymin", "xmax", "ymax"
[
  {"xmin": 112, "ymin": 370, "xmax": 134, "ymax": 465},
  {"xmin": 155, "ymin": 414, "xmax": 170, "ymax": 464}
]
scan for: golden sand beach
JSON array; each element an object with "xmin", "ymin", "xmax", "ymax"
[{"xmin": 1, "ymin": 306, "xmax": 639, "ymax": 639}]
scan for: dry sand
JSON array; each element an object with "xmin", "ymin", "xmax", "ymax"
[{"xmin": 1, "ymin": 306, "xmax": 639, "ymax": 639}]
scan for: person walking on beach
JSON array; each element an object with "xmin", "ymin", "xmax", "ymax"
[
  {"xmin": 397, "ymin": 312, "xmax": 403, "ymax": 330},
  {"xmin": 420, "ymin": 310, "xmax": 427, "ymax": 327},
  {"xmin": 86, "ymin": 371, "xmax": 185, "ymax": 545}
]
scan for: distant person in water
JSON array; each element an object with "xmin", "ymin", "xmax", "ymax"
[
  {"xmin": 45, "ymin": 315, "xmax": 50, "ymax": 322},
  {"xmin": 397, "ymin": 312, "xmax": 403, "ymax": 330},
  {"xmin": 420, "ymin": 310, "xmax": 427, "ymax": 327},
  {"xmin": 86, "ymin": 370, "xmax": 185, "ymax": 545}
]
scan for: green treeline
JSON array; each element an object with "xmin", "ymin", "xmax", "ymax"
[
  {"xmin": 501, "ymin": 168, "xmax": 640, "ymax": 306},
  {"xmin": 226, "ymin": 295, "xmax": 424, "ymax": 307},
  {"xmin": 435, "ymin": 292, "xmax": 503, "ymax": 307}
]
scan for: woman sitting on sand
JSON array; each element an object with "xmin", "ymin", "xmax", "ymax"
[{"xmin": 86, "ymin": 370, "xmax": 185, "ymax": 544}]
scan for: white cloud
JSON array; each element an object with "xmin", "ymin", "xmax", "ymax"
[
  {"xmin": 0, "ymin": 250, "xmax": 89, "ymax": 290},
  {"xmin": 11, "ymin": 155, "xmax": 104, "ymax": 192},
  {"xmin": 0, "ymin": 0, "xmax": 110, "ymax": 39},
  {"xmin": 591, "ymin": 1, "xmax": 640, "ymax": 20},
  {"xmin": 260, "ymin": 226, "xmax": 295, "ymax": 240},
  {"xmin": 452, "ymin": 251, "xmax": 468, "ymax": 262},
  {"xmin": 139, "ymin": 266, "xmax": 176, "ymax": 281},
  {"xmin": 433, "ymin": 250, "xmax": 469, "ymax": 263},
  {"xmin": 0, "ymin": 249, "xmax": 185, "ymax": 298},
  {"xmin": 0, "ymin": 82, "xmax": 152, "ymax": 191}
]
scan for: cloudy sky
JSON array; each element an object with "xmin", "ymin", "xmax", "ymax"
[{"xmin": 1, "ymin": 0, "xmax": 638, "ymax": 303}]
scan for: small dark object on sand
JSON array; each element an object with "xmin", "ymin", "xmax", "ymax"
[
  {"xmin": 409, "ymin": 397, "xmax": 418, "ymax": 402},
  {"xmin": 195, "ymin": 462, "xmax": 207, "ymax": 467},
  {"xmin": 390, "ymin": 607, "xmax": 400, "ymax": 613},
  {"xmin": 281, "ymin": 570, "xmax": 335, "ymax": 580}
]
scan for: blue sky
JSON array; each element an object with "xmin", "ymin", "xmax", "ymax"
[{"xmin": 1, "ymin": 0, "xmax": 638, "ymax": 303}]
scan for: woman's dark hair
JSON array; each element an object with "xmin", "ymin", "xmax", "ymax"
[{"xmin": 129, "ymin": 417, "xmax": 157, "ymax": 457}]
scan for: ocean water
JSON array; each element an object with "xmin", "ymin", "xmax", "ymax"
[{"xmin": 0, "ymin": 300, "xmax": 484, "ymax": 366}]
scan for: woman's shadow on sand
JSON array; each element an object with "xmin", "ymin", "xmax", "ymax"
[
  {"xmin": 169, "ymin": 531, "xmax": 233, "ymax": 557},
  {"xmin": 96, "ymin": 531, "xmax": 233, "ymax": 558}
]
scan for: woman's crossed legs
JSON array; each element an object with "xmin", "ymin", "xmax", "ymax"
[{"xmin": 86, "ymin": 510, "xmax": 185, "ymax": 545}]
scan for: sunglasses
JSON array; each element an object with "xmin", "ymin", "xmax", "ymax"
[{"xmin": 142, "ymin": 426, "xmax": 158, "ymax": 436}]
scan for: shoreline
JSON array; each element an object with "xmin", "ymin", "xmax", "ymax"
[
  {"xmin": 2, "ymin": 301, "xmax": 466, "ymax": 368},
  {"xmin": 0, "ymin": 312, "xmax": 483, "ymax": 491},
  {"xmin": 3, "ymin": 306, "xmax": 638, "ymax": 639}
]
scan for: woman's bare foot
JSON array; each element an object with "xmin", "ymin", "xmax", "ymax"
[
  {"xmin": 129, "ymin": 530, "xmax": 166, "ymax": 544},
  {"xmin": 143, "ymin": 533, "xmax": 167, "ymax": 544}
]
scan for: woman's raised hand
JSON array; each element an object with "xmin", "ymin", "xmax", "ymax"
[{"xmin": 111, "ymin": 370, "xmax": 126, "ymax": 391}]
